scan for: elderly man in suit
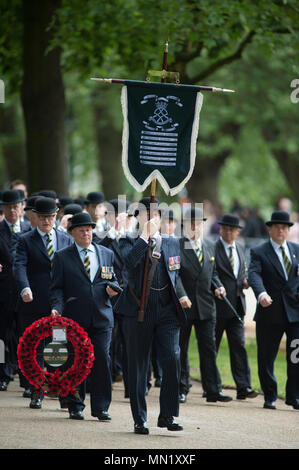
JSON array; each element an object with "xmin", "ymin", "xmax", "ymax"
[
  {"xmin": 115, "ymin": 197, "xmax": 186, "ymax": 435},
  {"xmin": 13, "ymin": 197, "xmax": 72, "ymax": 406},
  {"xmin": 178, "ymin": 206, "xmax": 233, "ymax": 404},
  {"xmin": 248, "ymin": 210, "xmax": 299, "ymax": 410},
  {"xmin": 215, "ymin": 213, "xmax": 258, "ymax": 400},
  {"xmin": 51, "ymin": 212, "xmax": 119, "ymax": 421},
  {"xmin": 0, "ymin": 190, "xmax": 30, "ymax": 391}
]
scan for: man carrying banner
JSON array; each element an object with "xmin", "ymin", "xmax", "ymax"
[{"xmin": 115, "ymin": 197, "xmax": 186, "ymax": 435}]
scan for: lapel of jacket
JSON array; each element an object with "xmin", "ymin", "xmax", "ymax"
[
  {"xmin": 31, "ymin": 228, "xmax": 50, "ymax": 261},
  {"xmin": 0, "ymin": 220, "xmax": 11, "ymax": 246},
  {"xmin": 181, "ymin": 236, "xmax": 201, "ymax": 272},
  {"xmin": 265, "ymin": 240, "xmax": 286, "ymax": 280},
  {"xmin": 216, "ymin": 239, "xmax": 235, "ymax": 279},
  {"xmin": 93, "ymin": 243, "xmax": 104, "ymax": 281},
  {"xmin": 235, "ymin": 241, "xmax": 245, "ymax": 280},
  {"xmin": 71, "ymin": 243, "xmax": 91, "ymax": 281},
  {"xmin": 286, "ymin": 241, "xmax": 297, "ymax": 278}
]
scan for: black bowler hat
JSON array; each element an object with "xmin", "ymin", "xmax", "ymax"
[
  {"xmin": 38, "ymin": 189, "xmax": 57, "ymax": 200},
  {"xmin": 161, "ymin": 209, "xmax": 176, "ymax": 221},
  {"xmin": 219, "ymin": 213, "xmax": 243, "ymax": 229},
  {"xmin": 58, "ymin": 195, "xmax": 73, "ymax": 208},
  {"xmin": 134, "ymin": 197, "xmax": 160, "ymax": 217},
  {"xmin": 68, "ymin": 212, "xmax": 96, "ymax": 231},
  {"xmin": 106, "ymin": 198, "xmax": 132, "ymax": 215},
  {"xmin": 265, "ymin": 210, "xmax": 294, "ymax": 227},
  {"xmin": 63, "ymin": 203, "xmax": 83, "ymax": 216},
  {"xmin": 184, "ymin": 206, "xmax": 207, "ymax": 221},
  {"xmin": 85, "ymin": 191, "xmax": 105, "ymax": 205},
  {"xmin": 24, "ymin": 195, "xmax": 39, "ymax": 211},
  {"xmin": 1, "ymin": 189, "xmax": 25, "ymax": 205},
  {"xmin": 32, "ymin": 197, "xmax": 59, "ymax": 214}
]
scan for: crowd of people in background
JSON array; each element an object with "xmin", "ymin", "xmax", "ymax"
[{"xmin": 0, "ymin": 178, "xmax": 298, "ymax": 435}]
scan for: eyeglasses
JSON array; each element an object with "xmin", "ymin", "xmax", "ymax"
[{"xmin": 37, "ymin": 214, "xmax": 56, "ymax": 220}]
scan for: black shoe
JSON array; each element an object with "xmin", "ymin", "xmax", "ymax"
[
  {"xmin": 22, "ymin": 388, "xmax": 32, "ymax": 398},
  {"xmin": 285, "ymin": 399, "xmax": 299, "ymax": 410},
  {"xmin": 0, "ymin": 380, "xmax": 9, "ymax": 391},
  {"xmin": 134, "ymin": 423, "xmax": 149, "ymax": 435},
  {"xmin": 29, "ymin": 397, "xmax": 42, "ymax": 409},
  {"xmin": 179, "ymin": 393, "xmax": 187, "ymax": 403},
  {"xmin": 202, "ymin": 391, "xmax": 207, "ymax": 398},
  {"xmin": 92, "ymin": 410, "xmax": 111, "ymax": 421},
  {"xmin": 206, "ymin": 392, "xmax": 233, "ymax": 402},
  {"xmin": 237, "ymin": 388, "xmax": 259, "ymax": 400},
  {"xmin": 69, "ymin": 410, "xmax": 84, "ymax": 420},
  {"xmin": 124, "ymin": 392, "xmax": 129, "ymax": 398},
  {"xmin": 263, "ymin": 400, "xmax": 276, "ymax": 410},
  {"xmin": 157, "ymin": 416, "xmax": 183, "ymax": 431}
]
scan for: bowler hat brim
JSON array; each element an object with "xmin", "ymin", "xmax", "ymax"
[
  {"xmin": 69, "ymin": 221, "xmax": 96, "ymax": 231},
  {"xmin": 265, "ymin": 220, "xmax": 293, "ymax": 227}
]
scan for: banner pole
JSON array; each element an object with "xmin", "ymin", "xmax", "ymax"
[{"xmin": 138, "ymin": 40, "xmax": 168, "ymax": 321}]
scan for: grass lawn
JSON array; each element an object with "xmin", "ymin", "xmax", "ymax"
[{"xmin": 188, "ymin": 329, "xmax": 288, "ymax": 399}]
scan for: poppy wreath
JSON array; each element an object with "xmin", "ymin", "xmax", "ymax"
[{"xmin": 17, "ymin": 316, "xmax": 95, "ymax": 397}]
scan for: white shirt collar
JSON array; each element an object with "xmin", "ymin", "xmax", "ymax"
[
  {"xmin": 75, "ymin": 242, "xmax": 95, "ymax": 253},
  {"xmin": 220, "ymin": 237, "xmax": 236, "ymax": 250},
  {"xmin": 270, "ymin": 238, "xmax": 288, "ymax": 251},
  {"xmin": 37, "ymin": 227, "xmax": 55, "ymax": 238}
]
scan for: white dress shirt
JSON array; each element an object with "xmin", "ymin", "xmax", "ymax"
[
  {"xmin": 75, "ymin": 242, "xmax": 99, "ymax": 282},
  {"xmin": 258, "ymin": 238, "xmax": 292, "ymax": 302},
  {"xmin": 220, "ymin": 237, "xmax": 240, "ymax": 278}
]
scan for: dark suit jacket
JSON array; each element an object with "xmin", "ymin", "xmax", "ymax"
[
  {"xmin": 178, "ymin": 237, "xmax": 222, "ymax": 321},
  {"xmin": 13, "ymin": 228, "xmax": 72, "ymax": 318},
  {"xmin": 50, "ymin": 243, "xmax": 116, "ymax": 330},
  {"xmin": 214, "ymin": 239, "xmax": 247, "ymax": 318},
  {"xmin": 0, "ymin": 220, "xmax": 30, "ymax": 305},
  {"xmin": 248, "ymin": 240, "xmax": 299, "ymax": 324},
  {"xmin": 115, "ymin": 235, "xmax": 186, "ymax": 324}
]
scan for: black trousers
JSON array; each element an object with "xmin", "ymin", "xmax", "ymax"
[
  {"xmin": 68, "ymin": 326, "xmax": 113, "ymax": 415},
  {"xmin": 179, "ymin": 317, "xmax": 220, "ymax": 396},
  {"xmin": 123, "ymin": 301, "xmax": 180, "ymax": 426},
  {"xmin": 256, "ymin": 320, "xmax": 299, "ymax": 402},
  {"xmin": 215, "ymin": 315, "xmax": 251, "ymax": 392}
]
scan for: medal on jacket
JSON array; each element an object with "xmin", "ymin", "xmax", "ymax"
[
  {"xmin": 101, "ymin": 266, "xmax": 113, "ymax": 279},
  {"xmin": 169, "ymin": 256, "xmax": 180, "ymax": 271}
]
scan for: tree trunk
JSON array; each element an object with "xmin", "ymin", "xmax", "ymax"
[
  {"xmin": 186, "ymin": 151, "xmax": 230, "ymax": 204},
  {"xmin": 0, "ymin": 100, "xmax": 27, "ymax": 184},
  {"xmin": 93, "ymin": 101, "xmax": 124, "ymax": 200},
  {"xmin": 21, "ymin": 0, "xmax": 67, "ymax": 194}
]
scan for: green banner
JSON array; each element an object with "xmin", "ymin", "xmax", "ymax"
[{"xmin": 121, "ymin": 81, "xmax": 203, "ymax": 196}]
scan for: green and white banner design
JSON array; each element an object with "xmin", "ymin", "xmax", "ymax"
[{"xmin": 121, "ymin": 81, "xmax": 203, "ymax": 196}]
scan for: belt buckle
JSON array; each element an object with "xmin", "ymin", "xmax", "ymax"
[{"xmin": 152, "ymin": 251, "xmax": 161, "ymax": 259}]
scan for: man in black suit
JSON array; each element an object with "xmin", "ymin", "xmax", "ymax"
[
  {"xmin": 13, "ymin": 197, "xmax": 72, "ymax": 406},
  {"xmin": 0, "ymin": 190, "xmax": 30, "ymax": 391},
  {"xmin": 115, "ymin": 197, "xmax": 186, "ymax": 435},
  {"xmin": 248, "ymin": 210, "xmax": 299, "ymax": 410},
  {"xmin": 178, "ymin": 206, "xmax": 232, "ymax": 404},
  {"xmin": 51, "ymin": 212, "xmax": 119, "ymax": 421},
  {"xmin": 214, "ymin": 213, "xmax": 258, "ymax": 400}
]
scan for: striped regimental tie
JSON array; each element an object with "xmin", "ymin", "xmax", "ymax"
[
  {"xmin": 195, "ymin": 241, "xmax": 203, "ymax": 265},
  {"xmin": 280, "ymin": 245, "xmax": 292, "ymax": 277},
  {"xmin": 83, "ymin": 249, "xmax": 91, "ymax": 278},
  {"xmin": 46, "ymin": 234, "xmax": 54, "ymax": 263},
  {"xmin": 229, "ymin": 246, "xmax": 234, "ymax": 272}
]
